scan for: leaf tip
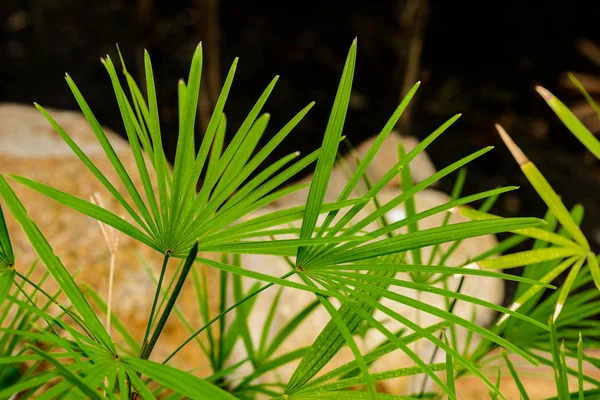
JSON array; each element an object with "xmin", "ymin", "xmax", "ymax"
[
  {"xmin": 535, "ymin": 85, "xmax": 554, "ymax": 102},
  {"xmin": 553, "ymin": 302, "xmax": 563, "ymax": 322},
  {"xmin": 495, "ymin": 124, "xmax": 529, "ymax": 166},
  {"xmin": 497, "ymin": 302, "xmax": 521, "ymax": 325}
]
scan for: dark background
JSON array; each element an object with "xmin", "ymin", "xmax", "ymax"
[{"xmin": 2, "ymin": 0, "xmax": 600, "ymax": 265}]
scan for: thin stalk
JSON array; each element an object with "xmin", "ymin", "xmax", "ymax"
[
  {"xmin": 216, "ymin": 268, "xmax": 229, "ymax": 370},
  {"xmin": 141, "ymin": 242, "xmax": 198, "ymax": 361},
  {"xmin": 103, "ymin": 249, "xmax": 117, "ymax": 395},
  {"xmin": 106, "ymin": 251, "xmax": 116, "ymax": 336},
  {"xmin": 90, "ymin": 193, "xmax": 120, "ymax": 337},
  {"xmin": 162, "ymin": 270, "xmax": 296, "ymax": 364},
  {"xmin": 156, "ymin": 259, "xmax": 185, "ymax": 321},
  {"xmin": 141, "ymin": 251, "xmax": 171, "ymax": 357}
]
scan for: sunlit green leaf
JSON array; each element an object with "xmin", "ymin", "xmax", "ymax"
[
  {"xmin": 123, "ymin": 357, "xmax": 237, "ymax": 399},
  {"xmin": 536, "ymin": 85, "xmax": 600, "ymax": 160},
  {"xmin": 0, "ymin": 175, "xmax": 114, "ymax": 352}
]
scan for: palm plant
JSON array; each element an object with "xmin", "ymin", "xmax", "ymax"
[
  {"xmin": 453, "ymin": 65, "xmax": 600, "ymax": 400},
  {"xmin": 0, "ymin": 38, "xmax": 597, "ymax": 399}
]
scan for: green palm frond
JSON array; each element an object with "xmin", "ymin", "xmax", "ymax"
[
  {"xmin": 11, "ymin": 44, "xmax": 326, "ymax": 260},
  {"xmin": 0, "ymin": 204, "xmax": 14, "ymax": 270},
  {"xmin": 536, "ymin": 82, "xmax": 600, "ymax": 160},
  {"xmin": 472, "ymin": 125, "xmax": 599, "ymax": 323},
  {"xmin": 3, "ymin": 37, "xmax": 593, "ymax": 400}
]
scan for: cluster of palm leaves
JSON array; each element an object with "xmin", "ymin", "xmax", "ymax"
[{"xmin": 0, "ymin": 39, "xmax": 598, "ymax": 399}]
